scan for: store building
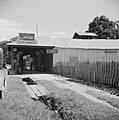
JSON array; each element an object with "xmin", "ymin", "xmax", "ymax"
[
  {"xmin": 7, "ymin": 33, "xmax": 119, "ymax": 87},
  {"xmin": 7, "ymin": 33, "xmax": 55, "ymax": 74}
]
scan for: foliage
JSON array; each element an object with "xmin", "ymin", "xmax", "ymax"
[
  {"xmin": 0, "ymin": 40, "xmax": 9, "ymax": 60},
  {"xmin": 0, "ymin": 40, "xmax": 11, "ymax": 64},
  {"xmin": 39, "ymin": 94, "xmax": 88, "ymax": 120},
  {"xmin": 88, "ymin": 15, "xmax": 119, "ymax": 39}
]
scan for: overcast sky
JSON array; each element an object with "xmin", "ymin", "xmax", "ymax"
[{"xmin": 0, "ymin": 0, "xmax": 119, "ymax": 40}]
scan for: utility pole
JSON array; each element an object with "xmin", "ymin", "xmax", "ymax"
[{"xmin": 36, "ymin": 24, "xmax": 39, "ymax": 37}]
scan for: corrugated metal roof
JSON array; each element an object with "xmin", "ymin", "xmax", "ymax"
[
  {"xmin": 68, "ymin": 39, "xmax": 119, "ymax": 49},
  {"xmin": 7, "ymin": 37, "xmax": 54, "ymax": 47},
  {"xmin": 7, "ymin": 37, "xmax": 119, "ymax": 49},
  {"xmin": 35, "ymin": 37, "xmax": 119, "ymax": 49}
]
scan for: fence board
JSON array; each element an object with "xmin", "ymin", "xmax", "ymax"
[{"xmin": 54, "ymin": 61, "xmax": 119, "ymax": 88}]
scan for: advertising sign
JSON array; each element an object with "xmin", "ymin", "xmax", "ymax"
[
  {"xmin": 19, "ymin": 33, "xmax": 34, "ymax": 41},
  {"xmin": 18, "ymin": 33, "xmax": 37, "ymax": 44},
  {"xmin": 47, "ymin": 48, "xmax": 58, "ymax": 54},
  {"xmin": 105, "ymin": 50, "xmax": 117, "ymax": 53}
]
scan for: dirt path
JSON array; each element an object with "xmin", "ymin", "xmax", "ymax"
[{"xmin": 11, "ymin": 74, "xmax": 119, "ymax": 111}]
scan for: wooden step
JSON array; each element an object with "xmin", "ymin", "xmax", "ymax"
[
  {"xmin": 29, "ymin": 76, "xmax": 49, "ymax": 95},
  {"xmin": 22, "ymin": 76, "xmax": 49, "ymax": 98},
  {"xmin": 36, "ymin": 84, "xmax": 49, "ymax": 95},
  {"xmin": 29, "ymin": 85, "xmax": 43, "ymax": 97},
  {"xmin": 24, "ymin": 83, "xmax": 37, "ymax": 99}
]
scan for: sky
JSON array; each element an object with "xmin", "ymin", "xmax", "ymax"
[{"xmin": 0, "ymin": 0, "xmax": 119, "ymax": 40}]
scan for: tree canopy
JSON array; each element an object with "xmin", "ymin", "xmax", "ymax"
[
  {"xmin": 0, "ymin": 40, "xmax": 9, "ymax": 60},
  {"xmin": 87, "ymin": 15, "xmax": 119, "ymax": 39}
]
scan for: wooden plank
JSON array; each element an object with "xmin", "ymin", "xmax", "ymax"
[
  {"xmin": 104, "ymin": 62, "xmax": 106, "ymax": 85},
  {"xmin": 112, "ymin": 62, "xmax": 115, "ymax": 86},
  {"xmin": 24, "ymin": 83, "xmax": 37, "ymax": 99},
  {"xmin": 98, "ymin": 62, "xmax": 101, "ymax": 84},
  {"xmin": 110, "ymin": 62, "xmax": 113, "ymax": 85},
  {"xmin": 114, "ymin": 62, "xmax": 117, "ymax": 87},
  {"xmin": 117, "ymin": 62, "xmax": 119, "ymax": 87},
  {"xmin": 89, "ymin": 63, "xmax": 92, "ymax": 82},
  {"xmin": 109, "ymin": 62, "xmax": 111, "ymax": 85},
  {"xmin": 29, "ymin": 85, "xmax": 43, "ymax": 97},
  {"xmin": 35, "ymin": 85, "xmax": 49, "ymax": 96},
  {"xmin": 95, "ymin": 62, "xmax": 98, "ymax": 84},
  {"xmin": 101, "ymin": 62, "xmax": 104, "ymax": 85},
  {"xmin": 107, "ymin": 62, "xmax": 109, "ymax": 85},
  {"xmin": 29, "ymin": 77, "xmax": 49, "ymax": 95},
  {"xmin": 110, "ymin": 62, "xmax": 112, "ymax": 85},
  {"xmin": 101, "ymin": 62, "xmax": 103, "ymax": 84}
]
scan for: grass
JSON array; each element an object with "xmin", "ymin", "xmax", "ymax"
[
  {"xmin": 1, "ymin": 76, "xmax": 119, "ymax": 120},
  {"xmin": 0, "ymin": 77, "xmax": 52, "ymax": 120},
  {"xmin": 67, "ymin": 78, "xmax": 119, "ymax": 109},
  {"xmin": 86, "ymin": 90, "xmax": 119, "ymax": 109},
  {"xmin": 36, "ymin": 80, "xmax": 119, "ymax": 120}
]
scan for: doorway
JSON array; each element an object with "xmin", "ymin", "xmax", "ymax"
[{"xmin": 8, "ymin": 45, "xmax": 54, "ymax": 74}]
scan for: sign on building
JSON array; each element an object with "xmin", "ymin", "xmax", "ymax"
[
  {"xmin": 47, "ymin": 48, "xmax": 58, "ymax": 54},
  {"xmin": 105, "ymin": 50, "xmax": 117, "ymax": 53},
  {"xmin": 17, "ymin": 33, "xmax": 37, "ymax": 44},
  {"xmin": 19, "ymin": 33, "xmax": 34, "ymax": 41}
]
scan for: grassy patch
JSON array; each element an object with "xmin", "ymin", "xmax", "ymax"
[
  {"xmin": 1, "ymin": 76, "xmax": 119, "ymax": 120},
  {"xmin": 0, "ymin": 77, "xmax": 52, "ymax": 120},
  {"xmin": 86, "ymin": 90, "xmax": 119, "ymax": 109},
  {"xmin": 37, "ymin": 80, "xmax": 119, "ymax": 120},
  {"xmin": 67, "ymin": 78, "xmax": 119, "ymax": 109},
  {"xmin": 67, "ymin": 79, "xmax": 119, "ymax": 96}
]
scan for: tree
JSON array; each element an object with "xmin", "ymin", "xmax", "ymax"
[
  {"xmin": 0, "ymin": 40, "xmax": 9, "ymax": 62},
  {"xmin": 88, "ymin": 15, "xmax": 119, "ymax": 39},
  {"xmin": 115, "ymin": 20, "xmax": 119, "ymax": 39}
]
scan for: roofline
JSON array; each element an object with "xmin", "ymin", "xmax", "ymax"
[
  {"xmin": 55, "ymin": 47, "xmax": 119, "ymax": 50},
  {"xmin": 74, "ymin": 32, "xmax": 98, "ymax": 36},
  {"xmin": 72, "ymin": 39, "xmax": 119, "ymax": 41},
  {"xmin": 7, "ymin": 43, "xmax": 55, "ymax": 48}
]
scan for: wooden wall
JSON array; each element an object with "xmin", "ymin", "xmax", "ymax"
[{"xmin": 53, "ymin": 48, "xmax": 119, "ymax": 87}]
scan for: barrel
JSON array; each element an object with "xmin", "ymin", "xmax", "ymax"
[{"xmin": 0, "ymin": 47, "xmax": 3, "ymax": 70}]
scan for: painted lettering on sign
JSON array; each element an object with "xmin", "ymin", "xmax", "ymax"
[
  {"xmin": 47, "ymin": 48, "xmax": 58, "ymax": 54},
  {"xmin": 105, "ymin": 50, "xmax": 117, "ymax": 53},
  {"xmin": 19, "ymin": 33, "xmax": 35, "ymax": 41},
  {"xmin": 17, "ymin": 33, "xmax": 37, "ymax": 44}
]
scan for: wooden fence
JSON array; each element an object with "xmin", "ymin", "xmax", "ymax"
[{"xmin": 53, "ymin": 61, "xmax": 119, "ymax": 88}]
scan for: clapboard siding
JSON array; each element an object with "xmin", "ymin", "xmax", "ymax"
[
  {"xmin": 53, "ymin": 48, "xmax": 119, "ymax": 63},
  {"xmin": 53, "ymin": 48, "xmax": 119, "ymax": 87}
]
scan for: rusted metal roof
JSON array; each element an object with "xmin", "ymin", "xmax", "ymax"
[
  {"xmin": 52, "ymin": 38, "xmax": 119, "ymax": 49},
  {"xmin": 7, "ymin": 37, "xmax": 54, "ymax": 47},
  {"xmin": 7, "ymin": 37, "xmax": 119, "ymax": 49}
]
